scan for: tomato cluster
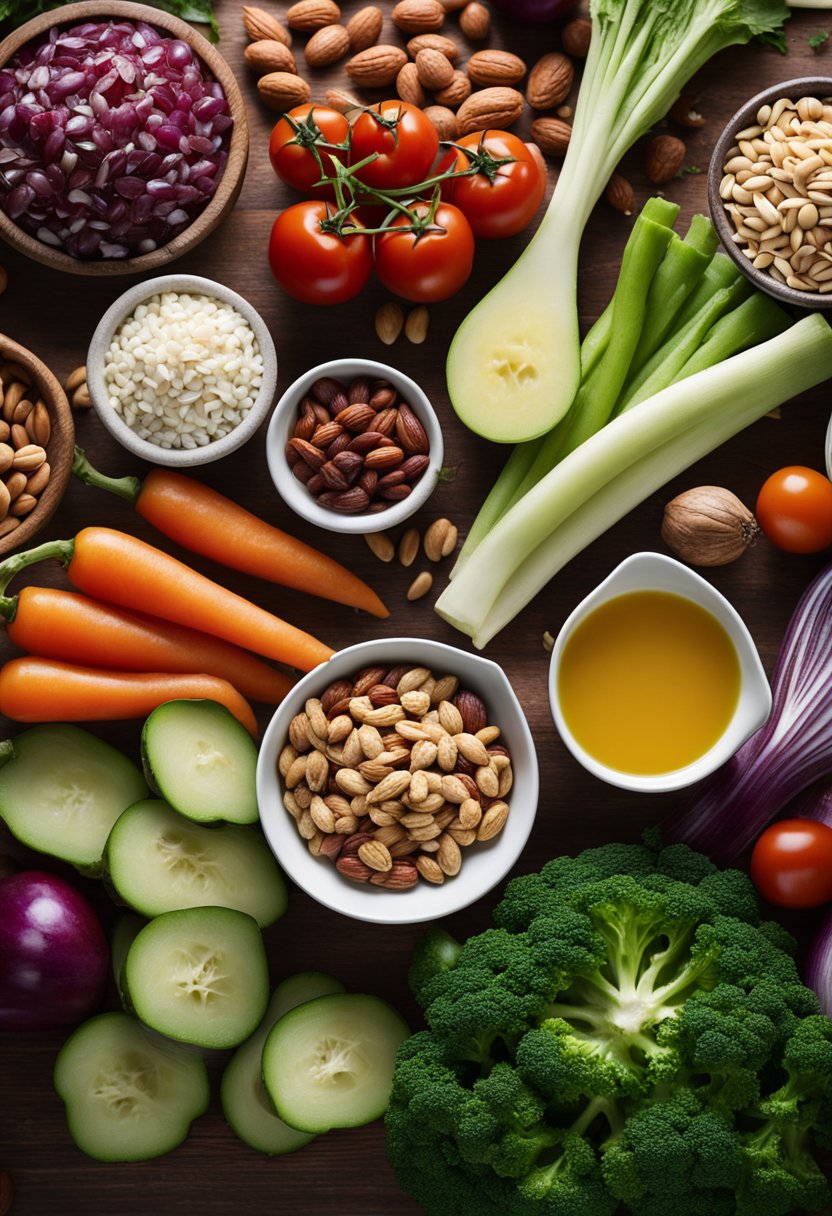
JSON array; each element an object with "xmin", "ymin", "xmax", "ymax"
[{"xmin": 266, "ymin": 102, "xmax": 547, "ymax": 307}]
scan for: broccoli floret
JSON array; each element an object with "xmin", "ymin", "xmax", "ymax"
[{"xmin": 386, "ymin": 839, "xmax": 832, "ymax": 1216}]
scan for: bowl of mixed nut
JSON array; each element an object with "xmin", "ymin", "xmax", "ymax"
[
  {"xmin": 708, "ymin": 77, "xmax": 832, "ymax": 307},
  {"xmin": 255, "ymin": 637, "xmax": 539, "ymax": 925},
  {"xmin": 266, "ymin": 357, "xmax": 444, "ymax": 534},
  {"xmin": 0, "ymin": 334, "xmax": 74, "ymax": 557}
]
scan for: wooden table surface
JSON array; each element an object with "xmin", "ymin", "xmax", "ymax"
[{"xmin": 2, "ymin": 3, "xmax": 832, "ymax": 1213}]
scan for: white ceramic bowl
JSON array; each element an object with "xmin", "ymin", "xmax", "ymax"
[
  {"xmin": 256, "ymin": 637, "xmax": 539, "ymax": 925},
  {"xmin": 86, "ymin": 274, "xmax": 278, "ymax": 468},
  {"xmin": 265, "ymin": 358, "xmax": 444, "ymax": 535},
  {"xmin": 548, "ymin": 552, "xmax": 772, "ymax": 794}
]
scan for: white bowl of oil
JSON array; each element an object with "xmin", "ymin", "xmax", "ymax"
[{"xmin": 548, "ymin": 552, "xmax": 772, "ymax": 793}]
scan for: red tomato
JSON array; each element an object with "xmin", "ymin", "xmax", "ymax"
[
  {"xmin": 268, "ymin": 104, "xmax": 349, "ymax": 196},
  {"xmin": 440, "ymin": 130, "xmax": 547, "ymax": 239},
  {"xmin": 349, "ymin": 101, "xmax": 439, "ymax": 190},
  {"xmin": 751, "ymin": 819, "xmax": 832, "ymax": 908},
  {"xmin": 755, "ymin": 465, "xmax": 832, "ymax": 554},
  {"xmin": 268, "ymin": 201, "xmax": 372, "ymax": 305},
  {"xmin": 374, "ymin": 201, "xmax": 475, "ymax": 303}
]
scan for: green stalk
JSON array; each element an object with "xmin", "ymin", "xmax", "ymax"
[
  {"xmin": 0, "ymin": 538, "xmax": 74, "ymax": 597},
  {"xmin": 435, "ymin": 314, "xmax": 832, "ymax": 646},
  {"xmin": 73, "ymin": 447, "xmax": 141, "ymax": 504},
  {"xmin": 669, "ymin": 293, "xmax": 790, "ymax": 382},
  {"xmin": 452, "ymin": 442, "xmax": 541, "ymax": 575}
]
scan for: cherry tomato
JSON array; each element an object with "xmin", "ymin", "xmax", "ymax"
[
  {"xmin": 349, "ymin": 101, "xmax": 439, "ymax": 191},
  {"xmin": 755, "ymin": 465, "xmax": 832, "ymax": 553},
  {"xmin": 440, "ymin": 130, "xmax": 547, "ymax": 239},
  {"xmin": 268, "ymin": 201, "xmax": 372, "ymax": 305},
  {"xmin": 374, "ymin": 201, "xmax": 475, "ymax": 303},
  {"xmin": 268, "ymin": 104, "xmax": 349, "ymax": 196},
  {"xmin": 750, "ymin": 819, "xmax": 832, "ymax": 908}
]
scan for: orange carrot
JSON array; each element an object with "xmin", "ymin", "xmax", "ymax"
[
  {"xmin": 0, "ymin": 586, "xmax": 295, "ymax": 705},
  {"xmin": 4, "ymin": 528, "xmax": 335, "ymax": 673},
  {"xmin": 73, "ymin": 449, "xmax": 389, "ymax": 619},
  {"xmin": 0, "ymin": 658, "xmax": 258, "ymax": 735}
]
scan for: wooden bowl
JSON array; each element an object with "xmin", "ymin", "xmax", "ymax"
[
  {"xmin": 0, "ymin": 0, "xmax": 249, "ymax": 277},
  {"xmin": 708, "ymin": 76, "xmax": 832, "ymax": 309},
  {"xmin": 0, "ymin": 334, "xmax": 74, "ymax": 558}
]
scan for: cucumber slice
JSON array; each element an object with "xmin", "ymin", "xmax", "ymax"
[
  {"xmin": 142, "ymin": 700, "xmax": 258, "ymax": 825},
  {"xmin": 121, "ymin": 906, "xmax": 269, "ymax": 1050},
  {"xmin": 0, "ymin": 725, "xmax": 148, "ymax": 872},
  {"xmin": 105, "ymin": 799, "xmax": 287, "ymax": 927},
  {"xmin": 54, "ymin": 1011, "xmax": 209, "ymax": 1161},
  {"xmin": 221, "ymin": 971, "xmax": 345, "ymax": 1155},
  {"xmin": 262, "ymin": 993, "xmax": 409, "ymax": 1133}
]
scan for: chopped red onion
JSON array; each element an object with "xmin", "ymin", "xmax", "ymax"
[{"xmin": 0, "ymin": 19, "xmax": 231, "ymax": 260}]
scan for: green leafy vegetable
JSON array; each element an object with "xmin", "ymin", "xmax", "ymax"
[
  {"xmin": 809, "ymin": 29, "xmax": 830, "ymax": 46},
  {"xmin": 0, "ymin": 0, "xmax": 219, "ymax": 40},
  {"xmin": 387, "ymin": 837, "xmax": 832, "ymax": 1216}
]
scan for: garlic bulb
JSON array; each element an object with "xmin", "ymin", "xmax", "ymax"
[{"xmin": 661, "ymin": 486, "xmax": 759, "ymax": 566}]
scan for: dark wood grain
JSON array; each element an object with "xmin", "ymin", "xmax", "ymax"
[{"xmin": 2, "ymin": 5, "xmax": 832, "ymax": 1214}]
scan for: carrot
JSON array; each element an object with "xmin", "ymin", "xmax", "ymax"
[
  {"xmin": 0, "ymin": 658, "xmax": 258, "ymax": 736},
  {"xmin": 0, "ymin": 586, "xmax": 295, "ymax": 705},
  {"xmin": 72, "ymin": 448, "xmax": 389, "ymax": 619}
]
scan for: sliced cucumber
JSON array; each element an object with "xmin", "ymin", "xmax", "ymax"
[
  {"xmin": 142, "ymin": 700, "xmax": 258, "ymax": 825},
  {"xmin": 262, "ymin": 993, "xmax": 409, "ymax": 1133},
  {"xmin": 121, "ymin": 906, "xmax": 269, "ymax": 1050},
  {"xmin": 0, "ymin": 725, "xmax": 148, "ymax": 873},
  {"xmin": 221, "ymin": 971, "xmax": 345, "ymax": 1155},
  {"xmin": 105, "ymin": 799, "xmax": 287, "ymax": 927},
  {"xmin": 54, "ymin": 1011, "xmax": 209, "ymax": 1161}
]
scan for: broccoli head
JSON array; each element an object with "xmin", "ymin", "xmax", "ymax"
[{"xmin": 386, "ymin": 838, "xmax": 832, "ymax": 1216}]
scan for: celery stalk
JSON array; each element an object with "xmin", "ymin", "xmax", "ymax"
[
  {"xmin": 670, "ymin": 293, "xmax": 790, "ymax": 381},
  {"xmin": 435, "ymin": 315, "xmax": 832, "ymax": 646},
  {"xmin": 452, "ymin": 442, "xmax": 541, "ymax": 573}
]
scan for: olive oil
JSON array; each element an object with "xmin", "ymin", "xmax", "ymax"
[{"xmin": 557, "ymin": 590, "xmax": 741, "ymax": 775}]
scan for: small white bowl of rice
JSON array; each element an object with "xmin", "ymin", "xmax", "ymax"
[{"xmin": 86, "ymin": 274, "xmax": 277, "ymax": 467}]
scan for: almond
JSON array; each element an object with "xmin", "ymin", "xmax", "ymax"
[
  {"xmin": 424, "ymin": 517, "xmax": 457, "ymax": 561},
  {"xmin": 562, "ymin": 16, "xmax": 591, "ymax": 58},
  {"xmin": 645, "ymin": 134, "xmax": 686, "ymax": 184},
  {"xmin": 396, "ymin": 61, "xmax": 426, "ymax": 107},
  {"xmin": 243, "ymin": 5, "xmax": 292, "ymax": 45},
  {"xmin": 286, "ymin": 0, "xmax": 340, "ymax": 31},
  {"xmin": 434, "ymin": 70, "xmax": 470, "ymax": 108},
  {"xmin": 457, "ymin": 86, "xmax": 523, "ymax": 135},
  {"xmin": 375, "ymin": 300, "xmax": 405, "ymax": 344},
  {"xmin": 392, "ymin": 0, "xmax": 445, "ymax": 34},
  {"xmin": 364, "ymin": 445, "xmax": 404, "ymax": 471},
  {"xmin": 72, "ymin": 382, "xmax": 92, "ymax": 409},
  {"xmin": 365, "ymin": 531, "xmax": 395, "ymax": 562},
  {"xmin": 415, "ymin": 47, "xmax": 454, "ymax": 90},
  {"xmin": 404, "ymin": 305, "xmax": 430, "ymax": 345},
  {"xmin": 606, "ymin": 173, "xmax": 635, "ymax": 215},
  {"xmin": 477, "ymin": 799, "xmax": 509, "ymax": 841},
  {"xmin": 526, "ymin": 51, "xmax": 573, "ymax": 109},
  {"xmin": 455, "ymin": 690, "xmax": 487, "ymax": 734},
  {"xmin": 304, "ymin": 23, "xmax": 350, "ymax": 66},
  {"xmin": 467, "ymin": 49, "xmax": 526, "ymax": 87},
  {"xmin": 459, "ymin": 1, "xmax": 489, "ymax": 39},
  {"xmin": 63, "ymin": 365, "xmax": 87, "ymax": 393},
  {"xmin": 407, "ymin": 32, "xmax": 459, "ymax": 60},
  {"xmin": 257, "ymin": 71, "xmax": 311, "ymax": 109},
  {"xmin": 395, "ymin": 402, "xmax": 429, "ymax": 453},
  {"xmin": 322, "ymin": 486, "xmax": 371, "ymax": 513},
  {"xmin": 379, "ymin": 860, "xmax": 419, "ymax": 889},
  {"xmin": 358, "ymin": 839, "xmax": 393, "ymax": 871},
  {"xmin": 407, "ymin": 571, "xmax": 434, "ymax": 601},
  {"xmin": 415, "ymin": 854, "xmax": 445, "ymax": 884},
  {"xmin": 530, "ymin": 115, "xmax": 571, "ymax": 157},
  {"xmin": 346, "ymin": 44, "xmax": 408, "ymax": 86},
  {"xmin": 335, "ymin": 854, "xmax": 373, "ymax": 882},
  {"xmin": 423, "ymin": 104, "xmax": 458, "ymax": 139},
  {"xmin": 244, "ymin": 38, "xmax": 297, "ymax": 73},
  {"xmin": 346, "ymin": 4, "xmax": 383, "ymax": 50}
]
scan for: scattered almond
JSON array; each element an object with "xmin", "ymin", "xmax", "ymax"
[
  {"xmin": 415, "ymin": 46, "xmax": 454, "ymax": 89},
  {"xmin": 347, "ymin": 44, "xmax": 408, "ymax": 86},
  {"xmin": 365, "ymin": 531, "xmax": 395, "ymax": 562},
  {"xmin": 467, "ymin": 48, "xmax": 526, "ymax": 87},
  {"xmin": 606, "ymin": 174, "xmax": 635, "ymax": 216},
  {"xmin": 645, "ymin": 134, "xmax": 686, "ymax": 184},
  {"xmin": 458, "ymin": 0, "xmax": 489, "ymax": 39},
  {"xmin": 243, "ymin": 5, "xmax": 292, "ymax": 46},
  {"xmin": 561, "ymin": 16, "xmax": 591, "ymax": 58},
  {"xmin": 434, "ymin": 69, "xmax": 471, "ymax": 108},
  {"xmin": 396, "ymin": 61, "xmax": 426, "ymax": 107},
  {"xmin": 63, "ymin": 365, "xmax": 87, "ymax": 393},
  {"xmin": 398, "ymin": 527, "xmax": 420, "ymax": 567},
  {"xmin": 71, "ymin": 382, "xmax": 92, "ymax": 409},
  {"xmin": 286, "ymin": 0, "xmax": 340, "ymax": 31},
  {"xmin": 526, "ymin": 51, "xmax": 573, "ymax": 109},
  {"xmin": 457, "ymin": 87, "xmax": 524, "ymax": 135},
  {"xmin": 404, "ymin": 306, "xmax": 430, "ymax": 345},
  {"xmin": 244, "ymin": 38, "xmax": 297, "ymax": 73},
  {"xmin": 407, "ymin": 571, "xmax": 434, "ymax": 601},
  {"xmin": 304, "ymin": 23, "xmax": 350, "ymax": 66},
  {"xmin": 424, "ymin": 517, "xmax": 457, "ymax": 561},
  {"xmin": 346, "ymin": 4, "xmax": 383, "ymax": 50},
  {"xmin": 257, "ymin": 70, "xmax": 311, "ymax": 109},
  {"xmin": 375, "ymin": 300, "xmax": 405, "ymax": 345},
  {"xmin": 392, "ymin": 0, "xmax": 445, "ymax": 34},
  {"xmin": 530, "ymin": 115, "xmax": 571, "ymax": 157},
  {"xmin": 423, "ymin": 104, "xmax": 458, "ymax": 139},
  {"xmin": 407, "ymin": 32, "xmax": 458, "ymax": 60}
]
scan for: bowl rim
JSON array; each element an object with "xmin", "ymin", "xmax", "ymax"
[
  {"xmin": 0, "ymin": 0, "xmax": 249, "ymax": 278},
  {"xmin": 548, "ymin": 551, "xmax": 772, "ymax": 794},
  {"xmin": 707, "ymin": 75, "xmax": 832, "ymax": 310},
  {"xmin": 0, "ymin": 332, "xmax": 74, "ymax": 557},
  {"xmin": 266, "ymin": 357, "xmax": 445, "ymax": 535},
  {"xmin": 85, "ymin": 273, "xmax": 278, "ymax": 467},
  {"xmin": 255, "ymin": 636, "xmax": 540, "ymax": 925}
]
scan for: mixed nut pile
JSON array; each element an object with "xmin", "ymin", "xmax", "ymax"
[
  {"xmin": 286, "ymin": 373, "xmax": 430, "ymax": 514},
  {"xmin": 278, "ymin": 662, "xmax": 513, "ymax": 889},
  {"xmin": 0, "ymin": 361, "xmax": 53, "ymax": 539}
]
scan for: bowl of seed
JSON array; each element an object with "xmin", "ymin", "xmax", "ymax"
[{"xmin": 709, "ymin": 77, "xmax": 832, "ymax": 306}]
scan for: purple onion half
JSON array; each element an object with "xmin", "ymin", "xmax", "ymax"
[{"xmin": 0, "ymin": 19, "xmax": 231, "ymax": 260}]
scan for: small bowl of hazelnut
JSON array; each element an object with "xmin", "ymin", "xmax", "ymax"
[
  {"xmin": 255, "ymin": 636, "xmax": 539, "ymax": 925},
  {"xmin": 266, "ymin": 358, "xmax": 444, "ymax": 535}
]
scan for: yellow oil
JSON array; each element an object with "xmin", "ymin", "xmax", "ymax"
[{"xmin": 557, "ymin": 589, "xmax": 741, "ymax": 776}]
